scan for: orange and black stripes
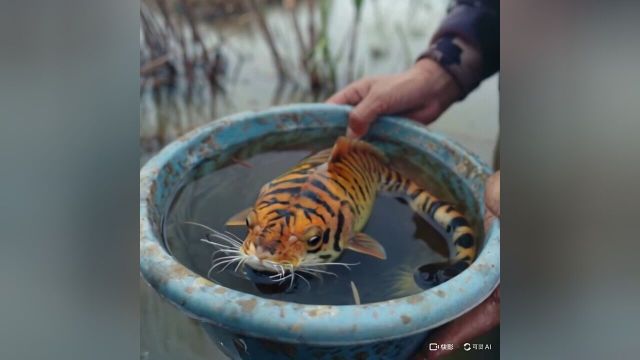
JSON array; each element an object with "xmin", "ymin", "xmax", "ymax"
[
  {"xmin": 252, "ymin": 150, "xmax": 354, "ymax": 258},
  {"xmin": 241, "ymin": 137, "xmax": 476, "ymax": 284},
  {"xmin": 376, "ymin": 165, "xmax": 477, "ymax": 279}
]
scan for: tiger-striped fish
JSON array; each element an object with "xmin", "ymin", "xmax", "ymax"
[{"xmin": 225, "ymin": 136, "xmax": 476, "ymax": 285}]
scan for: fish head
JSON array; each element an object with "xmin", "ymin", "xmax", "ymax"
[{"xmin": 239, "ymin": 206, "xmax": 346, "ymax": 272}]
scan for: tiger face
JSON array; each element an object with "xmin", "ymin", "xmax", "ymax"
[{"xmin": 239, "ymin": 206, "xmax": 345, "ymax": 272}]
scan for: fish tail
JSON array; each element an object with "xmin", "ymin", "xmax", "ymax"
[{"xmin": 378, "ymin": 168, "xmax": 477, "ymax": 286}]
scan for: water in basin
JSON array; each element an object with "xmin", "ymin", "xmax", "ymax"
[{"xmin": 163, "ymin": 139, "xmax": 476, "ymax": 305}]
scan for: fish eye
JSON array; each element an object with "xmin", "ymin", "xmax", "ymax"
[
  {"xmin": 246, "ymin": 211, "xmax": 257, "ymax": 229},
  {"xmin": 303, "ymin": 226, "xmax": 322, "ymax": 246},
  {"xmin": 307, "ymin": 235, "xmax": 321, "ymax": 246}
]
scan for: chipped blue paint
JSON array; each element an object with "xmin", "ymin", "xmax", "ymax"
[{"xmin": 140, "ymin": 104, "xmax": 500, "ymax": 359}]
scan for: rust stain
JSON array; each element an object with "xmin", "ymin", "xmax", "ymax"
[
  {"xmin": 281, "ymin": 112, "xmax": 302, "ymax": 124},
  {"xmin": 194, "ymin": 277, "xmax": 213, "ymax": 287},
  {"xmin": 401, "ymin": 315, "xmax": 411, "ymax": 324},
  {"xmin": 142, "ymin": 244, "xmax": 161, "ymax": 257},
  {"xmin": 185, "ymin": 286, "xmax": 194, "ymax": 294},
  {"xmin": 475, "ymin": 263, "xmax": 491, "ymax": 275},
  {"xmin": 237, "ymin": 298, "xmax": 257, "ymax": 313},
  {"xmin": 204, "ymin": 135, "xmax": 218, "ymax": 149},
  {"xmin": 435, "ymin": 290, "xmax": 447, "ymax": 298},
  {"xmin": 169, "ymin": 264, "xmax": 191, "ymax": 278},
  {"xmin": 305, "ymin": 307, "xmax": 336, "ymax": 318},
  {"xmin": 290, "ymin": 323, "xmax": 302, "ymax": 332},
  {"xmin": 407, "ymin": 295, "xmax": 424, "ymax": 304},
  {"xmin": 214, "ymin": 287, "xmax": 227, "ymax": 294},
  {"xmin": 148, "ymin": 181, "xmax": 157, "ymax": 198}
]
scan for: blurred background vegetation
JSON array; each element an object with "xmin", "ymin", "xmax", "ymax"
[{"xmin": 139, "ymin": 0, "xmax": 457, "ymax": 162}]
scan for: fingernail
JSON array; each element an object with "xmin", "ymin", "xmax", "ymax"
[{"xmin": 346, "ymin": 128, "xmax": 356, "ymax": 138}]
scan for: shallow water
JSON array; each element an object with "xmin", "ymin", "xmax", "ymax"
[{"xmin": 163, "ymin": 144, "xmax": 474, "ymax": 305}]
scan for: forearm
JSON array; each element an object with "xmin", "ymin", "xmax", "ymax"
[{"xmin": 418, "ymin": 0, "xmax": 499, "ymax": 98}]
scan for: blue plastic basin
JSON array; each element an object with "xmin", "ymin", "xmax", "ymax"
[{"xmin": 139, "ymin": 104, "xmax": 500, "ymax": 359}]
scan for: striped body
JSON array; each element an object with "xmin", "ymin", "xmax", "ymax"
[{"xmin": 232, "ymin": 137, "xmax": 476, "ymax": 284}]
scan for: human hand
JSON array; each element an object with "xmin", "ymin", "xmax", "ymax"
[
  {"xmin": 326, "ymin": 58, "xmax": 461, "ymax": 138},
  {"xmin": 483, "ymin": 171, "xmax": 500, "ymax": 237},
  {"xmin": 415, "ymin": 171, "xmax": 501, "ymax": 360}
]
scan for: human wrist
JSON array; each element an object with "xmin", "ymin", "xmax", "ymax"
[
  {"xmin": 412, "ymin": 58, "xmax": 462, "ymax": 105},
  {"xmin": 417, "ymin": 35, "xmax": 484, "ymax": 99}
]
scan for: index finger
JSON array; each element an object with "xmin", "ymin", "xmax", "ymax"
[{"xmin": 325, "ymin": 79, "xmax": 371, "ymax": 105}]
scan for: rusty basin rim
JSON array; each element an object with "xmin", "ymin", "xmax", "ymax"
[{"xmin": 140, "ymin": 103, "xmax": 500, "ymax": 346}]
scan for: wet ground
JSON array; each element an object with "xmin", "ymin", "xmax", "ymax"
[{"xmin": 140, "ymin": 1, "xmax": 498, "ymax": 359}]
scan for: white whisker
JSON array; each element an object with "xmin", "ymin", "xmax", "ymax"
[
  {"xmin": 212, "ymin": 255, "xmax": 241, "ymax": 262},
  {"xmin": 188, "ymin": 223, "xmax": 245, "ymax": 274},
  {"xmin": 207, "ymin": 259, "xmax": 231, "ymax": 279},
  {"xmin": 209, "ymin": 257, "xmax": 241, "ymax": 272},
  {"xmin": 295, "ymin": 273, "xmax": 310, "ymax": 289},
  {"xmin": 211, "ymin": 235, "xmax": 242, "ymax": 247},
  {"xmin": 209, "ymin": 260, "xmax": 235, "ymax": 273},
  {"xmin": 200, "ymin": 239, "xmax": 241, "ymax": 251},
  {"xmin": 184, "ymin": 221, "xmax": 217, "ymax": 233},
  {"xmin": 233, "ymin": 257, "xmax": 247, "ymax": 272},
  {"xmin": 185, "ymin": 221, "xmax": 243, "ymax": 247},
  {"xmin": 350, "ymin": 281, "xmax": 361, "ymax": 305},
  {"xmin": 300, "ymin": 261, "xmax": 360, "ymax": 270},
  {"xmin": 218, "ymin": 257, "xmax": 243, "ymax": 273},
  {"xmin": 212, "ymin": 250, "xmax": 241, "ymax": 258},
  {"xmin": 213, "ymin": 248, "xmax": 241, "ymax": 255},
  {"xmin": 288, "ymin": 265, "xmax": 295, "ymax": 290},
  {"xmin": 223, "ymin": 231, "xmax": 244, "ymax": 242},
  {"xmin": 276, "ymin": 264, "xmax": 285, "ymax": 277},
  {"xmin": 200, "ymin": 239, "xmax": 240, "ymax": 250},
  {"xmin": 208, "ymin": 246, "xmax": 240, "ymax": 261},
  {"xmin": 298, "ymin": 267, "xmax": 337, "ymax": 277},
  {"xmin": 268, "ymin": 263, "xmax": 283, "ymax": 276},
  {"xmin": 269, "ymin": 273, "xmax": 283, "ymax": 280},
  {"xmin": 296, "ymin": 268, "xmax": 323, "ymax": 281},
  {"xmin": 276, "ymin": 273, "xmax": 293, "ymax": 284}
]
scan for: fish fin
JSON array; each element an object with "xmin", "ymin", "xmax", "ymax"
[
  {"xmin": 225, "ymin": 207, "xmax": 252, "ymax": 227},
  {"xmin": 303, "ymin": 148, "xmax": 333, "ymax": 163},
  {"xmin": 414, "ymin": 261, "xmax": 470, "ymax": 288},
  {"xmin": 328, "ymin": 136, "xmax": 387, "ymax": 170},
  {"xmin": 346, "ymin": 233, "xmax": 387, "ymax": 260}
]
